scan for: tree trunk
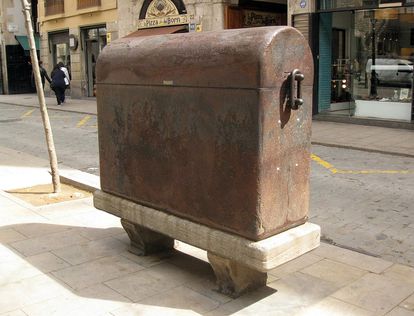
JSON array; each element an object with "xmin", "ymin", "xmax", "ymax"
[{"xmin": 21, "ymin": 0, "xmax": 61, "ymax": 193}]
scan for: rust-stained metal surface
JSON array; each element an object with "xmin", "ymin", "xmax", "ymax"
[{"xmin": 96, "ymin": 26, "xmax": 314, "ymax": 241}]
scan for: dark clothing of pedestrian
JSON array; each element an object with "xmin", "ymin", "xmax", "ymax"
[
  {"xmin": 31, "ymin": 66, "xmax": 52, "ymax": 89},
  {"xmin": 51, "ymin": 68, "xmax": 66, "ymax": 105},
  {"xmin": 40, "ymin": 66, "xmax": 52, "ymax": 87},
  {"xmin": 53, "ymin": 86, "xmax": 66, "ymax": 106}
]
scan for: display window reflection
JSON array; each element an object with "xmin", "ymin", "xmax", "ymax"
[{"xmin": 321, "ymin": 7, "xmax": 413, "ymax": 122}]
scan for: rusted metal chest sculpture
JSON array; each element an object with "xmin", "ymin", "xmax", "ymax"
[{"xmin": 96, "ymin": 26, "xmax": 313, "ymax": 242}]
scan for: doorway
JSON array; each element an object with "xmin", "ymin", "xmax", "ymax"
[{"xmin": 82, "ymin": 26, "xmax": 107, "ymax": 97}]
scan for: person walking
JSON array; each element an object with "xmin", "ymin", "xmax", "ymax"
[
  {"xmin": 58, "ymin": 61, "xmax": 70, "ymax": 95},
  {"xmin": 39, "ymin": 60, "xmax": 52, "ymax": 88},
  {"xmin": 50, "ymin": 64, "xmax": 66, "ymax": 105},
  {"xmin": 31, "ymin": 60, "xmax": 51, "ymax": 90}
]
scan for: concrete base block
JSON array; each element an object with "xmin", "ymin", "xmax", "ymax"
[
  {"xmin": 94, "ymin": 190, "xmax": 320, "ymax": 296},
  {"xmin": 207, "ymin": 252, "xmax": 267, "ymax": 297},
  {"xmin": 121, "ymin": 219, "xmax": 174, "ymax": 255}
]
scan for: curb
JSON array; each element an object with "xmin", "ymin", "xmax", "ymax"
[
  {"xmin": 312, "ymin": 141, "xmax": 414, "ymax": 158},
  {"xmin": 59, "ymin": 168, "xmax": 100, "ymax": 192},
  {"xmin": 1, "ymin": 101, "xmax": 96, "ymax": 116}
]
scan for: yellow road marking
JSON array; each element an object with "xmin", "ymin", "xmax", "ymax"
[
  {"xmin": 21, "ymin": 111, "xmax": 71, "ymax": 119},
  {"xmin": 337, "ymin": 169, "xmax": 412, "ymax": 175},
  {"xmin": 311, "ymin": 154, "xmax": 413, "ymax": 175},
  {"xmin": 77, "ymin": 115, "xmax": 91, "ymax": 127},
  {"xmin": 21, "ymin": 109, "xmax": 35, "ymax": 118},
  {"xmin": 310, "ymin": 154, "xmax": 339, "ymax": 174}
]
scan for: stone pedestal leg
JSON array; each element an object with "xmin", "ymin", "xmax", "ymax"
[
  {"xmin": 121, "ymin": 219, "xmax": 174, "ymax": 256},
  {"xmin": 207, "ymin": 252, "xmax": 267, "ymax": 298}
]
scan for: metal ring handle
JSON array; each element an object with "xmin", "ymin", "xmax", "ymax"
[{"xmin": 290, "ymin": 69, "xmax": 305, "ymax": 110}]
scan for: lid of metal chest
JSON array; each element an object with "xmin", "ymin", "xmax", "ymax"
[{"xmin": 96, "ymin": 26, "xmax": 313, "ymax": 90}]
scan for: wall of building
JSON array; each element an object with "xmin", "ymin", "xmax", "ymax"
[
  {"xmin": 184, "ymin": 0, "xmax": 230, "ymax": 32},
  {"xmin": 288, "ymin": 0, "xmax": 315, "ymax": 25},
  {"xmin": 1, "ymin": 0, "xmax": 33, "ymax": 94},
  {"xmin": 38, "ymin": 0, "xmax": 117, "ymax": 30},
  {"xmin": 3, "ymin": 0, "xmax": 26, "ymax": 42}
]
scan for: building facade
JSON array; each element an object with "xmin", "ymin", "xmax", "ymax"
[
  {"xmin": 290, "ymin": 0, "xmax": 414, "ymax": 124},
  {"xmin": 0, "ymin": 0, "xmax": 40, "ymax": 94}
]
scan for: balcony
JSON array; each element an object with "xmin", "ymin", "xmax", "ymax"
[
  {"xmin": 44, "ymin": 0, "xmax": 64, "ymax": 16},
  {"xmin": 77, "ymin": 0, "xmax": 101, "ymax": 9}
]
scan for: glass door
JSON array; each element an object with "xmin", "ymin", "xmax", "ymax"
[{"xmin": 331, "ymin": 27, "xmax": 353, "ymax": 115}]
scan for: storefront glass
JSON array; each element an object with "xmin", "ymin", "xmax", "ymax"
[{"xmin": 318, "ymin": 7, "xmax": 414, "ymax": 122}]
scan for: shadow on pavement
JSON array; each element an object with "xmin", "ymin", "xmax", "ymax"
[{"xmin": 1, "ymin": 222, "xmax": 277, "ymax": 315}]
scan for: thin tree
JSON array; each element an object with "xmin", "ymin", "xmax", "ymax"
[{"xmin": 21, "ymin": 0, "xmax": 61, "ymax": 193}]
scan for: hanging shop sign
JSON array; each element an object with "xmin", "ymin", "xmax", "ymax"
[
  {"xmin": 69, "ymin": 34, "xmax": 78, "ymax": 50},
  {"xmin": 138, "ymin": 0, "xmax": 190, "ymax": 29},
  {"xmin": 138, "ymin": 14, "xmax": 190, "ymax": 29},
  {"xmin": 243, "ymin": 10, "xmax": 282, "ymax": 27}
]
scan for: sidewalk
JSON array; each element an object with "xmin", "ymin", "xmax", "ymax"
[
  {"xmin": 1, "ymin": 94, "xmax": 413, "ymax": 157},
  {"xmin": 0, "ymin": 94, "xmax": 97, "ymax": 115},
  {"xmin": 1, "ymin": 147, "xmax": 414, "ymax": 315}
]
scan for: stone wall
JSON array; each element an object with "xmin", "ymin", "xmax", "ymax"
[{"xmin": 69, "ymin": 28, "xmax": 82, "ymax": 99}]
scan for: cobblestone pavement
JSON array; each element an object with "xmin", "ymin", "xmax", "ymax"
[{"xmin": 310, "ymin": 145, "xmax": 414, "ymax": 267}]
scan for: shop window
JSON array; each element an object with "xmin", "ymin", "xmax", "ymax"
[
  {"xmin": 77, "ymin": 0, "xmax": 101, "ymax": 10},
  {"xmin": 45, "ymin": 0, "xmax": 64, "ymax": 16},
  {"xmin": 319, "ymin": 8, "xmax": 413, "ymax": 122},
  {"xmin": 352, "ymin": 8, "xmax": 413, "ymax": 121}
]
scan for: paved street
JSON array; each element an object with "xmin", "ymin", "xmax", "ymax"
[
  {"xmin": 0, "ymin": 103, "xmax": 99, "ymax": 175},
  {"xmin": 1, "ymin": 102, "xmax": 414, "ymax": 267},
  {"xmin": 311, "ymin": 145, "xmax": 414, "ymax": 266}
]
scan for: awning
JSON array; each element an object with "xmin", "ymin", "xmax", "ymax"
[
  {"xmin": 15, "ymin": 35, "xmax": 40, "ymax": 51},
  {"xmin": 125, "ymin": 25, "xmax": 188, "ymax": 38}
]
